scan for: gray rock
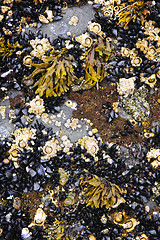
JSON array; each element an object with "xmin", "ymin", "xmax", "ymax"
[{"xmin": 26, "ymin": 4, "xmax": 95, "ymax": 38}]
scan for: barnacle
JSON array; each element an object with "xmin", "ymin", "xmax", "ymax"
[
  {"xmin": 77, "ymin": 136, "xmax": 99, "ymax": 157},
  {"xmin": 75, "ymin": 32, "xmax": 93, "ymax": 48},
  {"xmin": 84, "ymin": 38, "xmax": 114, "ymax": 86},
  {"xmin": 28, "ymin": 96, "xmax": 45, "ymax": 115},
  {"xmin": 30, "ymin": 38, "xmax": 52, "ymax": 59},
  {"xmin": 29, "ymin": 207, "xmax": 47, "ymax": 228},
  {"xmin": 88, "ymin": 21, "xmax": 102, "ymax": 35},
  {"xmin": 80, "ymin": 174, "xmax": 125, "ymax": 209},
  {"xmin": 42, "ymin": 138, "xmax": 61, "ymax": 160},
  {"xmin": 112, "ymin": 211, "xmax": 140, "ymax": 232},
  {"xmin": 0, "ymin": 36, "xmax": 21, "ymax": 57},
  {"xmin": 118, "ymin": 0, "xmax": 150, "ymax": 27},
  {"xmin": 25, "ymin": 48, "xmax": 77, "ymax": 97},
  {"xmin": 140, "ymin": 73, "xmax": 157, "ymax": 88}
]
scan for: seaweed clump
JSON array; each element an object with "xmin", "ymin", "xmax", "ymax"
[
  {"xmin": 84, "ymin": 37, "xmax": 114, "ymax": 87},
  {"xmin": 80, "ymin": 174, "xmax": 125, "ymax": 209},
  {"xmin": 118, "ymin": 0, "xmax": 151, "ymax": 27},
  {"xmin": 0, "ymin": 37, "xmax": 21, "ymax": 57},
  {"xmin": 24, "ymin": 48, "xmax": 77, "ymax": 98}
]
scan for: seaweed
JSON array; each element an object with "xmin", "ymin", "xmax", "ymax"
[
  {"xmin": 118, "ymin": 0, "xmax": 150, "ymax": 27},
  {"xmin": 0, "ymin": 37, "xmax": 21, "ymax": 57},
  {"xmin": 80, "ymin": 174, "xmax": 125, "ymax": 209},
  {"xmin": 84, "ymin": 37, "xmax": 114, "ymax": 87},
  {"xmin": 25, "ymin": 48, "xmax": 77, "ymax": 98}
]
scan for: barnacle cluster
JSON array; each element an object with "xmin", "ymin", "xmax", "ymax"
[
  {"xmin": 80, "ymin": 174, "xmax": 125, "ymax": 209},
  {"xmin": 121, "ymin": 47, "xmax": 142, "ymax": 67},
  {"xmin": 146, "ymin": 148, "xmax": 160, "ymax": 169},
  {"xmin": 30, "ymin": 38, "xmax": 52, "ymax": 59},
  {"xmin": 77, "ymin": 136, "xmax": 99, "ymax": 157},
  {"xmin": 24, "ymin": 47, "xmax": 77, "ymax": 97},
  {"xmin": 28, "ymin": 96, "xmax": 45, "ymax": 116},
  {"xmin": 121, "ymin": 86, "xmax": 150, "ymax": 121},
  {"xmin": 136, "ymin": 21, "xmax": 160, "ymax": 62},
  {"xmin": 101, "ymin": 0, "xmax": 150, "ymax": 27},
  {"xmin": 8, "ymin": 128, "xmax": 35, "ymax": 162}
]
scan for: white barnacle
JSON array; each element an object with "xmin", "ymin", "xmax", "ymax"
[
  {"xmin": 76, "ymin": 33, "xmax": 93, "ymax": 48},
  {"xmin": 29, "ymin": 207, "xmax": 47, "ymax": 228},
  {"xmin": 42, "ymin": 138, "xmax": 61, "ymax": 160},
  {"xmin": 30, "ymin": 38, "xmax": 52, "ymax": 59},
  {"xmin": 28, "ymin": 96, "xmax": 45, "ymax": 116},
  {"xmin": 23, "ymin": 55, "xmax": 32, "ymax": 67},
  {"xmin": 21, "ymin": 228, "xmax": 32, "ymax": 240},
  {"xmin": 88, "ymin": 21, "xmax": 102, "ymax": 35},
  {"xmin": 77, "ymin": 136, "xmax": 99, "ymax": 157}
]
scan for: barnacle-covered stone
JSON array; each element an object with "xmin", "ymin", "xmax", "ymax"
[
  {"xmin": 77, "ymin": 136, "xmax": 99, "ymax": 157},
  {"xmin": 75, "ymin": 32, "xmax": 93, "ymax": 48},
  {"xmin": 117, "ymin": 77, "xmax": 136, "ymax": 96},
  {"xmin": 42, "ymin": 138, "xmax": 61, "ymax": 160},
  {"xmin": 121, "ymin": 86, "xmax": 150, "ymax": 121},
  {"xmin": 28, "ymin": 96, "xmax": 45, "ymax": 116},
  {"xmin": 30, "ymin": 38, "xmax": 52, "ymax": 59},
  {"xmin": 88, "ymin": 21, "xmax": 102, "ymax": 35}
]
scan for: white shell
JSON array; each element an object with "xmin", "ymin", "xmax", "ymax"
[
  {"xmin": 88, "ymin": 22, "xmax": 101, "ymax": 35},
  {"xmin": 75, "ymin": 33, "xmax": 93, "ymax": 48},
  {"xmin": 21, "ymin": 228, "xmax": 32, "ymax": 240},
  {"xmin": 28, "ymin": 96, "xmax": 45, "ymax": 116},
  {"xmin": 117, "ymin": 77, "xmax": 136, "ymax": 96},
  {"xmin": 34, "ymin": 208, "xmax": 47, "ymax": 225}
]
